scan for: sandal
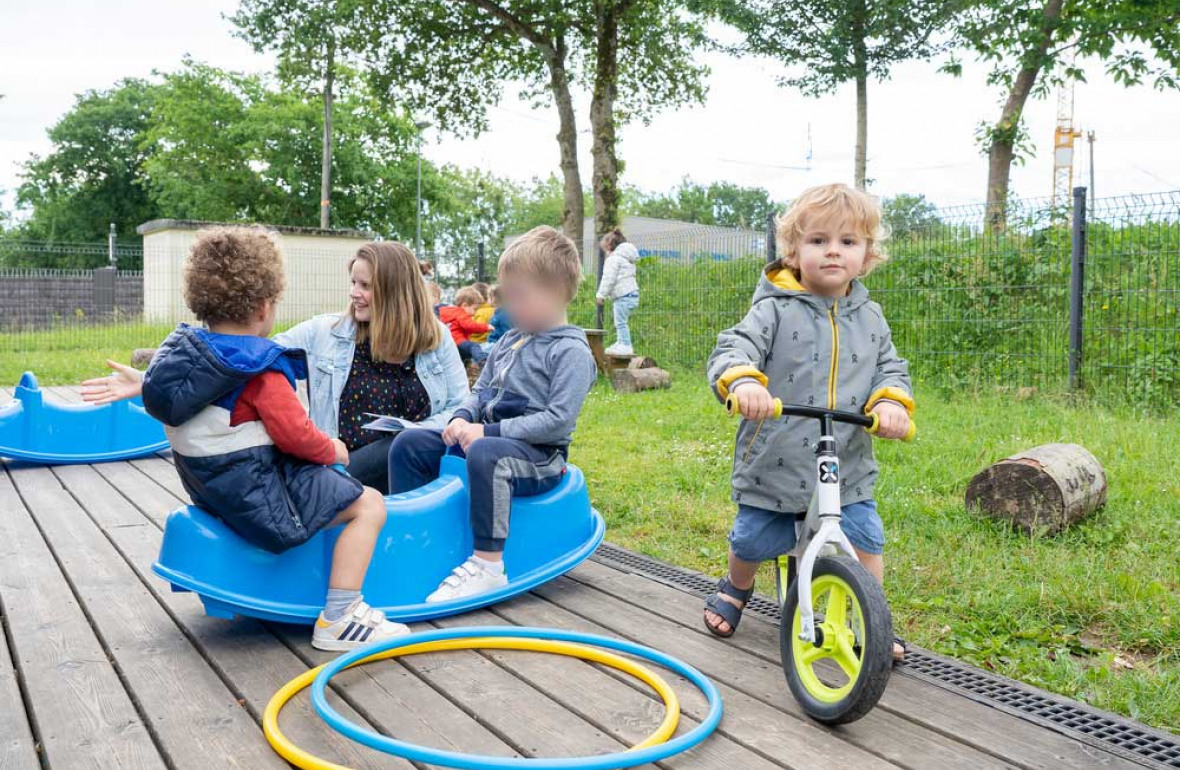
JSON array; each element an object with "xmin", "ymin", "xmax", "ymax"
[
  {"xmin": 893, "ymin": 636, "xmax": 908, "ymax": 665},
  {"xmin": 703, "ymin": 576, "xmax": 755, "ymax": 638}
]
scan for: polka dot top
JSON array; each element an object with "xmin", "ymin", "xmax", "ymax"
[{"xmin": 337, "ymin": 339, "xmax": 432, "ymax": 451}]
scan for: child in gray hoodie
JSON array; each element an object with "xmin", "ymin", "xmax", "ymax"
[
  {"xmin": 596, "ymin": 229, "xmax": 640, "ymax": 356},
  {"xmin": 389, "ymin": 226, "xmax": 598, "ymax": 602},
  {"xmin": 704, "ymin": 184, "xmax": 914, "ymax": 661}
]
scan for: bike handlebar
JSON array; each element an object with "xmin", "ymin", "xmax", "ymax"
[{"xmin": 724, "ymin": 394, "xmax": 916, "ymax": 442}]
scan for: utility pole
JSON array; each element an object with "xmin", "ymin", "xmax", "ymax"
[
  {"xmin": 320, "ymin": 37, "xmax": 335, "ymax": 230},
  {"xmin": 415, "ymin": 120, "xmax": 432, "ymax": 256},
  {"xmin": 1087, "ymin": 131, "xmax": 1096, "ymax": 203}
]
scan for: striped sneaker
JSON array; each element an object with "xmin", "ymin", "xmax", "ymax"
[{"xmin": 311, "ymin": 600, "xmax": 410, "ymax": 652}]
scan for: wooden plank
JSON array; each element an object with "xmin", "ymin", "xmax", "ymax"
[
  {"xmin": 534, "ymin": 575, "xmax": 1016, "ymax": 770},
  {"xmin": 44, "ymin": 386, "xmax": 82, "ymax": 404},
  {"xmin": 569, "ymin": 560, "xmax": 1144, "ymax": 770},
  {"xmin": 9, "ymin": 464, "xmax": 288, "ymax": 770},
  {"xmin": 0, "ymin": 604, "xmax": 39, "ymax": 770},
  {"xmin": 0, "ymin": 468, "xmax": 165, "ymax": 770},
  {"xmin": 128, "ymin": 456, "xmax": 190, "ymax": 503},
  {"xmin": 91, "ymin": 460, "xmax": 182, "ymax": 527},
  {"xmin": 60, "ymin": 461, "xmax": 502, "ymax": 767},
  {"xmin": 487, "ymin": 592, "xmax": 905, "ymax": 770},
  {"xmin": 432, "ymin": 605, "xmax": 865, "ymax": 770}
]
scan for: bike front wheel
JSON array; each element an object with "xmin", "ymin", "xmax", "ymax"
[{"xmin": 780, "ymin": 555, "xmax": 893, "ymax": 724}]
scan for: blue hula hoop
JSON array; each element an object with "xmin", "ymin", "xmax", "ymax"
[{"xmin": 310, "ymin": 626, "xmax": 724, "ymax": 770}]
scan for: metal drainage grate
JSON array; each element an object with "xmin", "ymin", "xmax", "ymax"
[{"xmin": 591, "ymin": 542, "xmax": 1180, "ymax": 769}]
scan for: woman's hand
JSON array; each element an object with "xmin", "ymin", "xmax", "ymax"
[
  {"xmin": 80, "ymin": 360, "xmax": 144, "ymax": 405},
  {"xmin": 731, "ymin": 381, "xmax": 777, "ymax": 421},
  {"xmin": 870, "ymin": 401, "xmax": 910, "ymax": 440}
]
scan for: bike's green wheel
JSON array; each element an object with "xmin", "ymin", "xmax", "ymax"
[{"xmin": 780, "ymin": 556, "xmax": 893, "ymax": 724}]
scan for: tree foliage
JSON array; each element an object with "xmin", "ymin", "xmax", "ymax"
[
  {"xmin": 694, "ymin": 0, "xmax": 955, "ymax": 189},
  {"xmin": 625, "ymin": 179, "xmax": 782, "ymax": 229}
]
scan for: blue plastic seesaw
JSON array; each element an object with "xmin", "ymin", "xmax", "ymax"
[
  {"xmin": 0, "ymin": 371, "xmax": 170, "ymax": 465},
  {"xmin": 152, "ymin": 453, "xmax": 605, "ymax": 624}
]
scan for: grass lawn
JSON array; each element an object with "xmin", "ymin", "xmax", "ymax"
[{"xmin": 573, "ymin": 375, "xmax": 1180, "ymax": 734}]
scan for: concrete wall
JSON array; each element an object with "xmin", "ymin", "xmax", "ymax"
[
  {"xmin": 138, "ymin": 220, "xmax": 375, "ymax": 323},
  {"xmin": 0, "ymin": 268, "xmax": 143, "ymax": 330}
]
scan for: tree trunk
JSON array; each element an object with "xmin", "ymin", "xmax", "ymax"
[
  {"xmin": 966, "ymin": 443, "xmax": 1106, "ymax": 535},
  {"xmin": 851, "ymin": 8, "xmax": 868, "ymax": 190},
  {"xmin": 320, "ymin": 38, "xmax": 335, "ymax": 230},
  {"xmin": 543, "ymin": 37, "xmax": 585, "ymax": 256},
  {"xmin": 985, "ymin": 0, "xmax": 1063, "ymax": 230},
  {"xmin": 590, "ymin": 1, "xmax": 623, "ymax": 251}
]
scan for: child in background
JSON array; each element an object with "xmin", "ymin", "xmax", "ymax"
[
  {"xmin": 470, "ymin": 282, "xmax": 494, "ymax": 344},
  {"xmin": 486, "ymin": 284, "xmax": 512, "ymax": 346},
  {"xmin": 704, "ymin": 184, "xmax": 913, "ymax": 661},
  {"xmin": 140, "ymin": 228, "xmax": 409, "ymax": 651},
  {"xmin": 389, "ymin": 226, "xmax": 598, "ymax": 601},
  {"xmin": 595, "ymin": 229, "xmax": 640, "ymax": 356},
  {"xmin": 440, "ymin": 286, "xmax": 491, "ymax": 363},
  {"xmin": 427, "ymin": 281, "xmax": 443, "ymax": 317}
]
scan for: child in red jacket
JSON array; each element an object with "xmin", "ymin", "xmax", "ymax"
[{"xmin": 439, "ymin": 286, "xmax": 490, "ymax": 363}]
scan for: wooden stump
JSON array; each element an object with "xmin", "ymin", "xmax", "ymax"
[
  {"xmin": 583, "ymin": 329, "xmax": 609, "ymax": 374},
  {"xmin": 131, "ymin": 348, "xmax": 158, "ymax": 368},
  {"xmin": 965, "ymin": 443, "xmax": 1107, "ymax": 535},
  {"xmin": 610, "ymin": 367, "xmax": 672, "ymax": 394}
]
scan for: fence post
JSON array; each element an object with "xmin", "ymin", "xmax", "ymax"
[
  {"xmin": 1068, "ymin": 186, "xmax": 1087, "ymax": 390},
  {"xmin": 595, "ymin": 242, "xmax": 606, "ymax": 329},
  {"xmin": 765, "ymin": 212, "xmax": 777, "ymax": 264},
  {"xmin": 94, "ymin": 266, "xmax": 117, "ymax": 316},
  {"xmin": 476, "ymin": 241, "xmax": 486, "ymax": 283},
  {"xmin": 108, "ymin": 223, "xmax": 117, "ymax": 268}
]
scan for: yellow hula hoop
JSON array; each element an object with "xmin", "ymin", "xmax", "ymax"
[{"xmin": 264, "ymin": 636, "xmax": 681, "ymax": 770}]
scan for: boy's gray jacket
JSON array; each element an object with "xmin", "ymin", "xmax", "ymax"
[
  {"xmin": 596, "ymin": 243, "xmax": 640, "ymax": 300},
  {"xmin": 454, "ymin": 325, "xmax": 597, "ymax": 450},
  {"xmin": 707, "ymin": 266, "xmax": 913, "ymax": 513}
]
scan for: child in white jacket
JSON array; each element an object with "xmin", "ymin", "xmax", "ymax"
[{"xmin": 595, "ymin": 229, "xmax": 641, "ymax": 355}]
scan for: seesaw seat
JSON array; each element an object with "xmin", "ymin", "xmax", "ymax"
[
  {"xmin": 0, "ymin": 372, "xmax": 169, "ymax": 464},
  {"xmin": 152, "ymin": 454, "xmax": 605, "ymax": 624}
]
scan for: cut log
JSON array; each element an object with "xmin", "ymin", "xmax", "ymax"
[
  {"xmin": 610, "ymin": 367, "xmax": 672, "ymax": 394},
  {"xmin": 626, "ymin": 355, "xmax": 659, "ymax": 370},
  {"xmin": 131, "ymin": 348, "xmax": 158, "ymax": 368},
  {"xmin": 965, "ymin": 443, "xmax": 1107, "ymax": 535}
]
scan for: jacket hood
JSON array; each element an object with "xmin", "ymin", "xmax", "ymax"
[
  {"xmin": 142, "ymin": 324, "xmax": 307, "ymax": 427},
  {"xmin": 751, "ymin": 264, "xmax": 871, "ymax": 312},
  {"xmin": 530, "ymin": 324, "xmax": 591, "ymax": 346},
  {"xmin": 613, "ymin": 243, "xmax": 640, "ymax": 263}
]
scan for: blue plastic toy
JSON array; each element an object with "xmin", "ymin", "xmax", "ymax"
[
  {"xmin": 0, "ymin": 372, "xmax": 170, "ymax": 465},
  {"xmin": 152, "ymin": 453, "xmax": 605, "ymax": 624}
]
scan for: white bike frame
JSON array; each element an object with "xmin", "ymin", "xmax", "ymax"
[{"xmin": 789, "ymin": 431, "xmax": 857, "ymax": 644}]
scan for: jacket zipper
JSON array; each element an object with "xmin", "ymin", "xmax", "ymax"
[
  {"xmin": 827, "ymin": 300, "xmax": 840, "ymax": 409},
  {"xmin": 280, "ymin": 480, "xmax": 304, "ymax": 532}
]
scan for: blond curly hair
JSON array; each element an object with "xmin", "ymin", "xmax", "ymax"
[
  {"xmin": 183, "ymin": 227, "xmax": 285, "ymax": 325},
  {"xmin": 775, "ymin": 184, "xmax": 889, "ymax": 277}
]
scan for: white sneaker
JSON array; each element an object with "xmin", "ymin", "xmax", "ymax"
[
  {"xmin": 312, "ymin": 600, "xmax": 410, "ymax": 651},
  {"xmin": 604, "ymin": 343, "xmax": 634, "ymax": 356},
  {"xmin": 426, "ymin": 557, "xmax": 509, "ymax": 603}
]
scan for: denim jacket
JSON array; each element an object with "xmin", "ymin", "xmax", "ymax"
[{"xmin": 273, "ymin": 313, "xmax": 469, "ymax": 437}]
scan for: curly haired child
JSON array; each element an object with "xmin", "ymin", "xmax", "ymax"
[
  {"xmin": 141, "ymin": 227, "xmax": 409, "ymax": 651},
  {"xmin": 704, "ymin": 184, "xmax": 914, "ymax": 661}
]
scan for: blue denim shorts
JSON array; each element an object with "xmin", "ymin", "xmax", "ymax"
[{"xmin": 728, "ymin": 500, "xmax": 885, "ymax": 562}]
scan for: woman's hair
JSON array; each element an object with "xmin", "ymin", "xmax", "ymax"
[
  {"xmin": 600, "ymin": 228, "xmax": 627, "ymax": 253},
  {"xmin": 184, "ymin": 227, "xmax": 285, "ymax": 325},
  {"xmin": 345, "ymin": 241, "xmax": 443, "ymax": 361},
  {"xmin": 455, "ymin": 286, "xmax": 484, "ymax": 307},
  {"xmin": 775, "ymin": 183, "xmax": 889, "ymax": 276},
  {"xmin": 499, "ymin": 226, "xmax": 582, "ymax": 301}
]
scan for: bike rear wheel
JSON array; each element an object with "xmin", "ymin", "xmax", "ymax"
[{"xmin": 780, "ymin": 555, "xmax": 892, "ymax": 724}]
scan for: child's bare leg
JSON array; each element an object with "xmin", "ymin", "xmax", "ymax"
[
  {"xmin": 328, "ymin": 487, "xmax": 386, "ymax": 590},
  {"xmin": 853, "ymin": 546, "xmax": 904, "ymax": 660},
  {"xmin": 705, "ymin": 548, "xmax": 759, "ymax": 635}
]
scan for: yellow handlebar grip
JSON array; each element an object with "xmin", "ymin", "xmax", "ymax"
[
  {"xmin": 724, "ymin": 394, "xmax": 783, "ymax": 419},
  {"xmin": 865, "ymin": 412, "xmax": 917, "ymax": 442},
  {"xmin": 904, "ymin": 420, "xmax": 917, "ymax": 442}
]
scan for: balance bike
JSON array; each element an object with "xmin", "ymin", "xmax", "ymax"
[{"xmin": 725, "ymin": 395, "xmax": 914, "ymax": 724}]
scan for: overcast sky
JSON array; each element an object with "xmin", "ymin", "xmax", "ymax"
[{"xmin": 3, "ymin": 0, "xmax": 1179, "ymax": 220}]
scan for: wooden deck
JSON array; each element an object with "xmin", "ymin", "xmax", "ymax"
[{"xmin": 0, "ymin": 386, "xmax": 1166, "ymax": 770}]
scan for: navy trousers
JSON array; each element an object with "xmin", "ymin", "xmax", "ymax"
[{"xmin": 388, "ymin": 429, "xmax": 565, "ymax": 551}]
